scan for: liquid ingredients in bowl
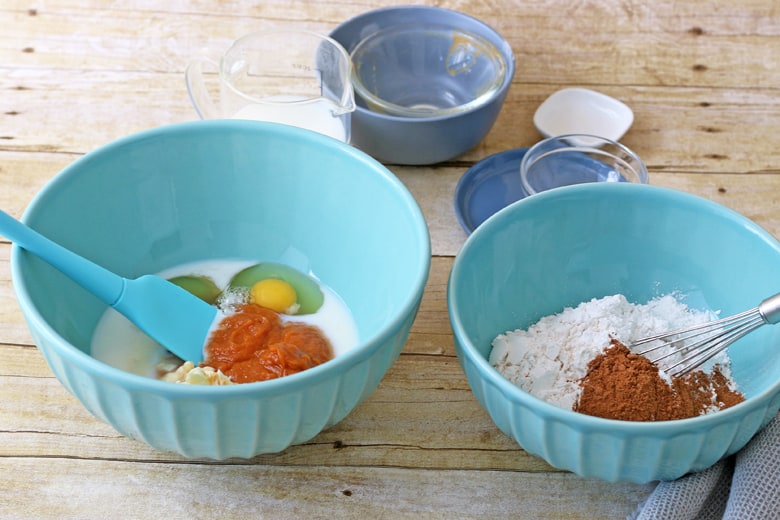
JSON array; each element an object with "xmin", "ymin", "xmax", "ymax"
[
  {"xmin": 489, "ymin": 294, "xmax": 744, "ymax": 421},
  {"xmin": 201, "ymin": 303, "xmax": 333, "ymax": 384},
  {"xmin": 92, "ymin": 259, "xmax": 359, "ymax": 385}
]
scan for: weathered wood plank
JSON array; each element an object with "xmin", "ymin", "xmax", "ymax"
[
  {"xmin": 3, "ymin": 75, "xmax": 780, "ymax": 175},
  {"xmin": 0, "ymin": 457, "xmax": 655, "ymax": 519},
  {"xmin": 2, "ymin": 0, "xmax": 778, "ymax": 94}
]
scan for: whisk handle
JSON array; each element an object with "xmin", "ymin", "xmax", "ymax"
[{"xmin": 758, "ymin": 292, "xmax": 780, "ymax": 325}]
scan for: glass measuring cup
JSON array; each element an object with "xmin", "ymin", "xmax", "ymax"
[{"xmin": 185, "ymin": 29, "xmax": 356, "ymax": 143}]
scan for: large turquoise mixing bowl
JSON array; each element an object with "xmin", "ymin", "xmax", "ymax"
[
  {"xmin": 11, "ymin": 120, "xmax": 431, "ymax": 459},
  {"xmin": 448, "ymin": 183, "xmax": 780, "ymax": 483}
]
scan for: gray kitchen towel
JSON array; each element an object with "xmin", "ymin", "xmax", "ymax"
[{"xmin": 630, "ymin": 412, "xmax": 779, "ymax": 520}]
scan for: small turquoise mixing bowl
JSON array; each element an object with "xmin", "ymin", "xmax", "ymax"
[
  {"xmin": 448, "ymin": 183, "xmax": 780, "ymax": 483},
  {"xmin": 11, "ymin": 120, "xmax": 431, "ymax": 459}
]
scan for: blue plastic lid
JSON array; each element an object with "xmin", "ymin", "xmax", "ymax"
[{"xmin": 454, "ymin": 148, "xmax": 529, "ymax": 234}]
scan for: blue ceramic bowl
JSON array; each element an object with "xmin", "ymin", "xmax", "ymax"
[
  {"xmin": 448, "ymin": 183, "xmax": 780, "ymax": 483},
  {"xmin": 330, "ymin": 6, "xmax": 515, "ymax": 165},
  {"xmin": 11, "ymin": 121, "xmax": 431, "ymax": 459}
]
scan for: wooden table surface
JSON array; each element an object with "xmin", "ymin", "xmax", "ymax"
[{"xmin": 2, "ymin": 1, "xmax": 779, "ymax": 518}]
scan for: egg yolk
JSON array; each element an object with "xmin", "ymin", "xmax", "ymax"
[{"xmin": 250, "ymin": 278, "xmax": 299, "ymax": 314}]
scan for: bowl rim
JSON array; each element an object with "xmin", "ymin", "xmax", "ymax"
[
  {"xmin": 11, "ymin": 119, "xmax": 432, "ymax": 397},
  {"xmin": 330, "ymin": 5, "xmax": 516, "ymax": 123},
  {"xmin": 448, "ymin": 182, "xmax": 780, "ymax": 431},
  {"xmin": 519, "ymin": 133, "xmax": 649, "ymax": 195},
  {"xmin": 349, "ymin": 22, "xmax": 508, "ymax": 118}
]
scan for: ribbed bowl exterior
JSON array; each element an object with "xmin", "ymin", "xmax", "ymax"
[
  {"xmin": 448, "ymin": 183, "xmax": 780, "ymax": 483},
  {"xmin": 13, "ymin": 121, "xmax": 430, "ymax": 459},
  {"xmin": 456, "ymin": 340, "xmax": 779, "ymax": 483},
  {"xmin": 31, "ymin": 308, "xmax": 418, "ymax": 459}
]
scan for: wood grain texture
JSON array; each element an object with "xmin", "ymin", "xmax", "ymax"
[{"xmin": 1, "ymin": 0, "xmax": 778, "ymax": 518}]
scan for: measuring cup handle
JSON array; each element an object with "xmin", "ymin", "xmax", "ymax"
[{"xmin": 184, "ymin": 57, "xmax": 220, "ymax": 119}]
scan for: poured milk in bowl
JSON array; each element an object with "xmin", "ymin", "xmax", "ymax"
[{"xmin": 91, "ymin": 259, "xmax": 359, "ymax": 380}]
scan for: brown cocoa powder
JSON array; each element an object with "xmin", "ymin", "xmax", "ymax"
[{"xmin": 574, "ymin": 339, "xmax": 744, "ymax": 421}]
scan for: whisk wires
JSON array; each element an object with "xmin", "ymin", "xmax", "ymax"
[
  {"xmin": 630, "ymin": 292, "xmax": 780, "ymax": 378},
  {"xmin": 632, "ymin": 307, "xmax": 764, "ymax": 377}
]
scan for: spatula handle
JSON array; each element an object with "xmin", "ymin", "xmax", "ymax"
[{"xmin": 0, "ymin": 209, "xmax": 125, "ymax": 306}]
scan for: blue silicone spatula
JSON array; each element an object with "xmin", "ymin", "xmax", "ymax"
[{"xmin": 1, "ymin": 209, "xmax": 215, "ymax": 364}]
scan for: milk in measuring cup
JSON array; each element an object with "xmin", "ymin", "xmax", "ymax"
[{"xmin": 232, "ymin": 96, "xmax": 347, "ymax": 142}]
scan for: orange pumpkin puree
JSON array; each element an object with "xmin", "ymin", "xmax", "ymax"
[{"xmin": 204, "ymin": 304, "xmax": 333, "ymax": 383}]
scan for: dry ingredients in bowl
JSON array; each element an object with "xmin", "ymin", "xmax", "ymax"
[{"xmin": 489, "ymin": 294, "xmax": 745, "ymax": 421}]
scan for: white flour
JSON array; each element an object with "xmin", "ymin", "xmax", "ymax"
[{"xmin": 489, "ymin": 294, "xmax": 726, "ymax": 410}]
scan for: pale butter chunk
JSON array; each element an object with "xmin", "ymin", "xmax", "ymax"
[{"xmin": 161, "ymin": 361, "xmax": 234, "ymax": 386}]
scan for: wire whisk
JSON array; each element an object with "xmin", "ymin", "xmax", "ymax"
[{"xmin": 629, "ymin": 292, "xmax": 780, "ymax": 378}]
